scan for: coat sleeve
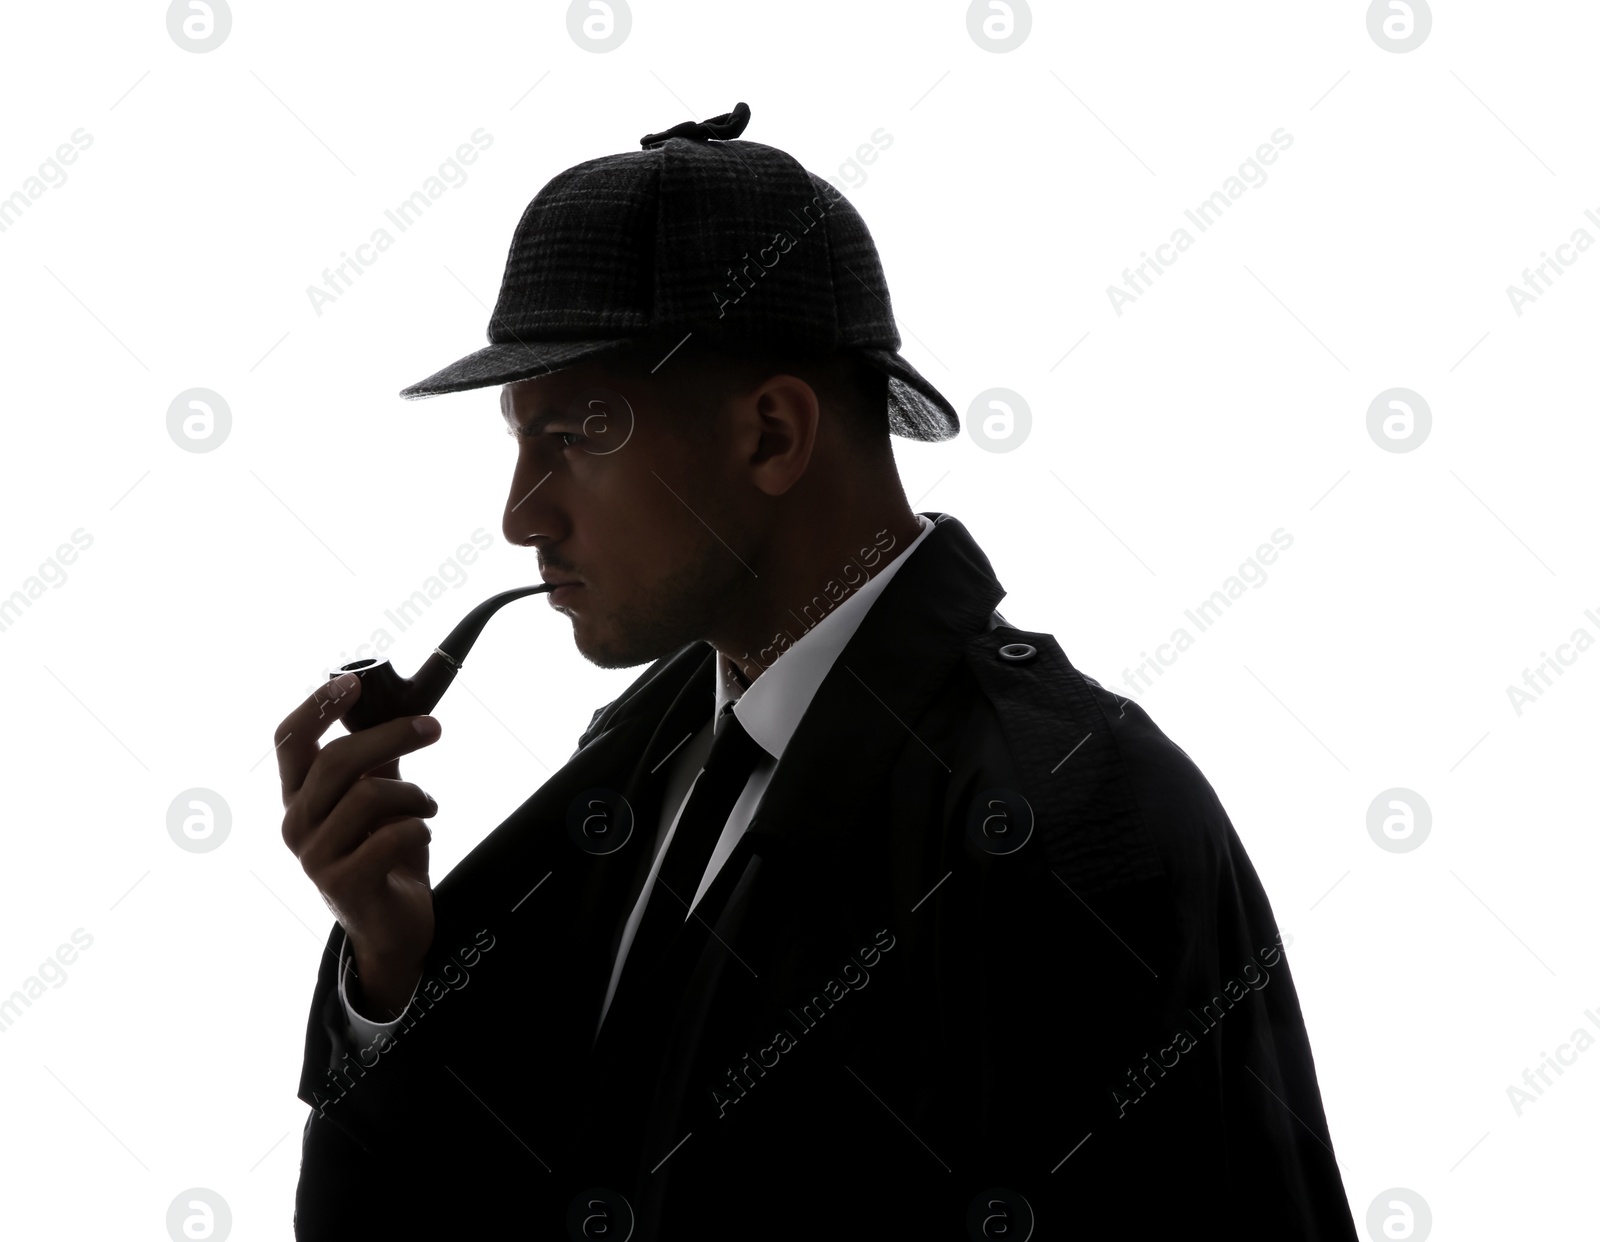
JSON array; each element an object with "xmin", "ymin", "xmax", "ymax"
[
  {"xmin": 290, "ymin": 922, "xmax": 434, "ymax": 1236},
  {"xmin": 293, "ymin": 1101, "xmax": 415, "ymax": 1238},
  {"xmin": 289, "ymin": 692, "xmax": 657, "ymax": 1235},
  {"xmin": 291, "ymin": 915, "xmax": 575, "ymax": 1235}
]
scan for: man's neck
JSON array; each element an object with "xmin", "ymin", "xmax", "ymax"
[{"xmin": 715, "ymin": 506, "xmax": 923, "ymax": 685}]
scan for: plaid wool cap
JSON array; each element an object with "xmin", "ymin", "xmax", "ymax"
[{"xmin": 399, "ymin": 101, "xmax": 959, "ymax": 441}]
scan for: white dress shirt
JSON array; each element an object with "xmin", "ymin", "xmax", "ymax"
[{"xmin": 340, "ymin": 515, "xmax": 937, "ymax": 1048}]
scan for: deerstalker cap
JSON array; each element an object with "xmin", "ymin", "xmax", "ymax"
[{"xmin": 399, "ymin": 101, "xmax": 958, "ymax": 441}]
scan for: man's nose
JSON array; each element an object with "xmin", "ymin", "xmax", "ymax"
[{"xmin": 501, "ymin": 458, "xmax": 565, "ymax": 547}]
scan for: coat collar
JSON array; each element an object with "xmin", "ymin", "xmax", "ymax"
[
  {"xmin": 714, "ymin": 513, "xmax": 937, "ymax": 762},
  {"xmin": 740, "ymin": 510, "xmax": 1005, "ymax": 849}
]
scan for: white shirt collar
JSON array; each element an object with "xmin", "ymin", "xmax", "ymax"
[{"xmin": 713, "ymin": 514, "xmax": 936, "ymax": 760}]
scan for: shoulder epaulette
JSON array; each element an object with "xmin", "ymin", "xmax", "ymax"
[{"xmin": 964, "ymin": 625, "xmax": 1167, "ymax": 897}]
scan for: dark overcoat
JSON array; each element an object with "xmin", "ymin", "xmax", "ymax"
[{"xmin": 293, "ymin": 511, "xmax": 1358, "ymax": 1239}]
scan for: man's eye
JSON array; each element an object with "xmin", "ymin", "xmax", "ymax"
[{"xmin": 506, "ymin": 427, "xmax": 583, "ymax": 448}]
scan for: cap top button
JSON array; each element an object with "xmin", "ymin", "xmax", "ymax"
[{"xmin": 641, "ymin": 100, "xmax": 751, "ymax": 149}]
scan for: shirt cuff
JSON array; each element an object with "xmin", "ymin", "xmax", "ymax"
[{"xmin": 337, "ymin": 934, "xmax": 417, "ymax": 1050}]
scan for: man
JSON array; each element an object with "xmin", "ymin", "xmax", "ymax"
[{"xmin": 280, "ymin": 103, "xmax": 1358, "ymax": 1238}]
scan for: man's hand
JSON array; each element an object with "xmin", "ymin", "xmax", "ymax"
[{"xmin": 277, "ymin": 673, "xmax": 441, "ymax": 1019}]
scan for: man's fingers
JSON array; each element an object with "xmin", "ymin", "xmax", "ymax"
[
  {"xmin": 276, "ymin": 674, "xmax": 363, "ymax": 806},
  {"xmin": 291, "ymin": 716, "xmax": 441, "ymax": 842},
  {"xmin": 294, "ymin": 778, "xmax": 436, "ymax": 875},
  {"xmin": 322, "ymin": 818, "xmax": 433, "ymax": 908}
]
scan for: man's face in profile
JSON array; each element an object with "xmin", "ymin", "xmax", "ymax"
[{"xmin": 500, "ymin": 360, "xmax": 750, "ymax": 670}]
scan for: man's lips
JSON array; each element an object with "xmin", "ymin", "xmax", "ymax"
[{"xmin": 540, "ymin": 570, "xmax": 583, "ymax": 606}]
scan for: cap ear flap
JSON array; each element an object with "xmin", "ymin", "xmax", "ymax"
[
  {"xmin": 853, "ymin": 349, "xmax": 960, "ymax": 443},
  {"xmin": 887, "ymin": 377, "xmax": 958, "ymax": 442}
]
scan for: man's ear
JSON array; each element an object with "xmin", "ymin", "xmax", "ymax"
[{"xmin": 742, "ymin": 373, "xmax": 820, "ymax": 498}]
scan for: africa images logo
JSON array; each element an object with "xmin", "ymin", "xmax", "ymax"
[{"xmin": 1111, "ymin": 933, "xmax": 1289, "ymax": 1117}]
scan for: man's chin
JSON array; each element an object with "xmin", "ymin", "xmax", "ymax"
[{"xmin": 569, "ymin": 618, "xmax": 679, "ymax": 671}]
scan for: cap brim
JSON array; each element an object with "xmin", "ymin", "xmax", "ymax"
[
  {"xmin": 858, "ymin": 347, "xmax": 960, "ymax": 442},
  {"xmin": 399, "ymin": 336, "xmax": 638, "ymax": 400},
  {"xmin": 400, "ymin": 335, "xmax": 963, "ymax": 444}
]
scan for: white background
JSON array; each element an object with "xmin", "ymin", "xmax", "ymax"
[{"xmin": 0, "ymin": 1, "xmax": 1593, "ymax": 1236}]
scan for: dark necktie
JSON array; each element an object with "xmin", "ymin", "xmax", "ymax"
[{"xmin": 604, "ymin": 700, "xmax": 766, "ymax": 1032}]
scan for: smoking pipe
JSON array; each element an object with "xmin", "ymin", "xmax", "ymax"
[{"xmin": 328, "ymin": 583, "xmax": 556, "ymax": 732}]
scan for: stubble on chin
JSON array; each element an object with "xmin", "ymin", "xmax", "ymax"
[{"xmin": 569, "ymin": 541, "xmax": 746, "ymax": 670}]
